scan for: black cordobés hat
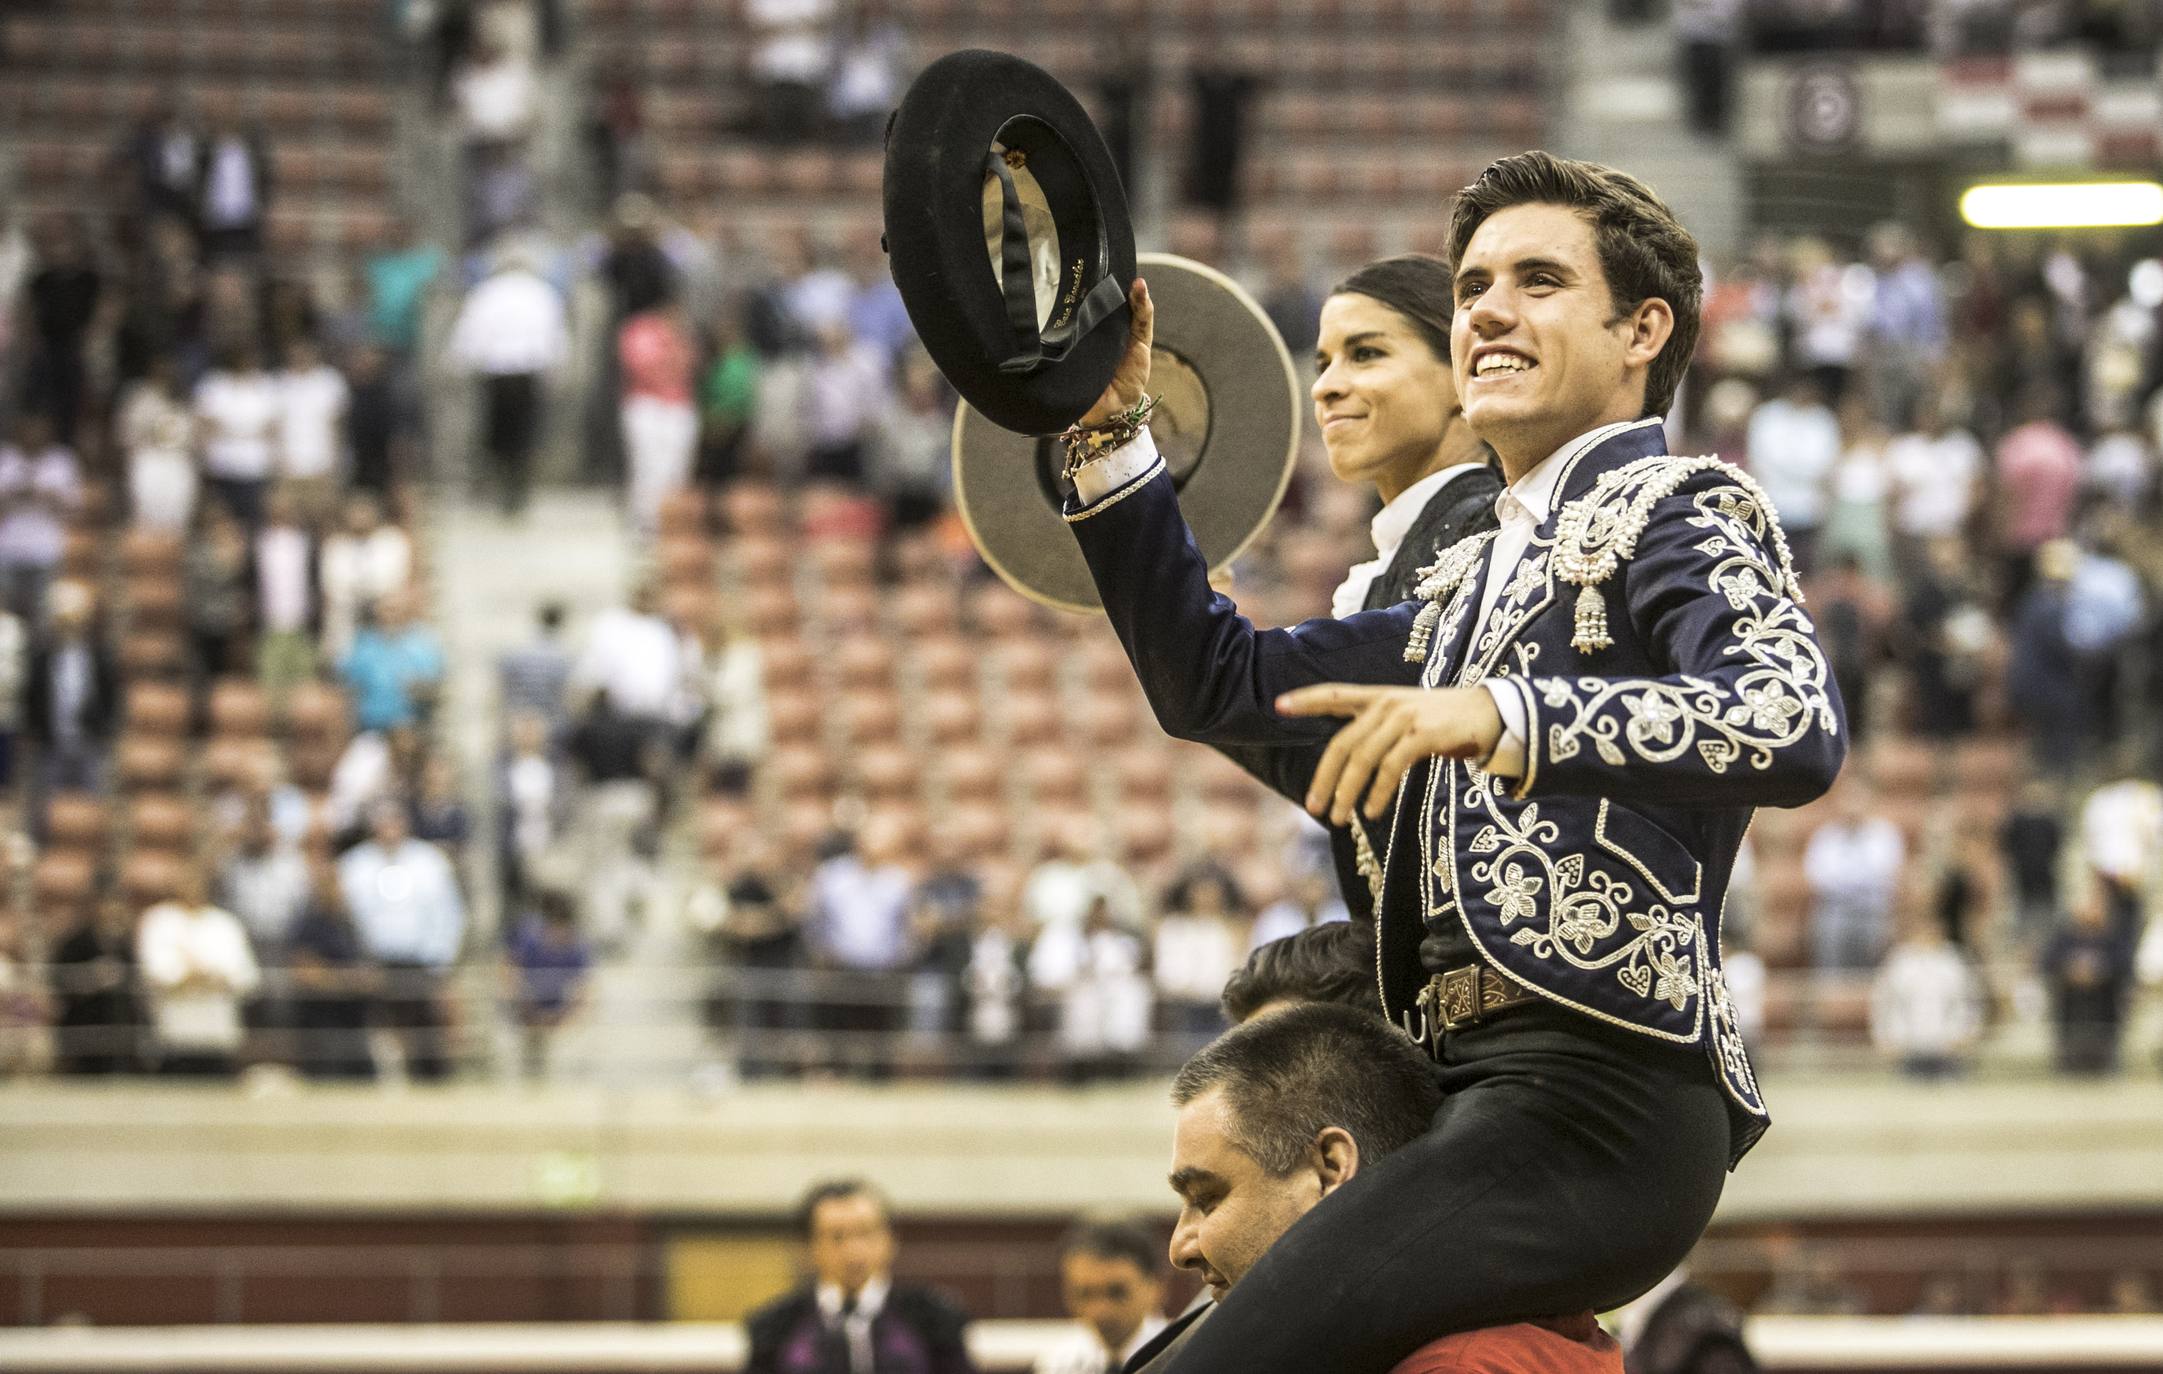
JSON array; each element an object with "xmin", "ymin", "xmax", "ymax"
[{"xmin": 883, "ymin": 49, "xmax": 1137, "ymax": 435}]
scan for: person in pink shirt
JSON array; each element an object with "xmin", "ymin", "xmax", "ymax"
[
  {"xmin": 618, "ymin": 295, "xmax": 698, "ymax": 535},
  {"xmin": 1993, "ymin": 387, "xmax": 2083, "ymax": 594}
]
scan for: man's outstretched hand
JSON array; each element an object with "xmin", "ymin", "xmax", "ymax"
[
  {"xmin": 1276, "ymin": 685, "xmax": 1504, "ymax": 824},
  {"xmin": 1078, "ymin": 277, "xmax": 1153, "ymax": 428}
]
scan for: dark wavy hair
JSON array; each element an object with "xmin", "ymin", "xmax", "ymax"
[
  {"xmin": 1219, "ymin": 922, "xmax": 1381, "ymax": 1024},
  {"xmin": 1446, "ymin": 150, "xmax": 1703, "ymax": 419}
]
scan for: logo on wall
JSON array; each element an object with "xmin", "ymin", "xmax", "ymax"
[{"xmin": 1787, "ymin": 63, "xmax": 1861, "ymax": 153}]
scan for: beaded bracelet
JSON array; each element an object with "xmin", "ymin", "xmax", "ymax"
[{"xmin": 1058, "ymin": 394, "xmax": 1159, "ymax": 482}]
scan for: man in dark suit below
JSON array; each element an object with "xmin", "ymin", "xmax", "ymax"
[
  {"xmin": 746, "ymin": 1180, "xmax": 977, "ymax": 1374},
  {"xmin": 1034, "ymin": 1219, "xmax": 1167, "ymax": 1374}
]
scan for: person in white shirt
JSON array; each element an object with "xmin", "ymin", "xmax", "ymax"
[
  {"xmin": 1803, "ymin": 779, "xmax": 1906, "ymax": 971},
  {"xmin": 117, "ymin": 357, "xmax": 199, "ymax": 534},
  {"xmin": 318, "ymin": 492, "xmax": 413, "ymax": 661},
  {"xmin": 193, "ymin": 342, "xmax": 281, "ymax": 525},
  {"xmin": 137, "ymin": 866, "xmax": 261, "ymax": 1076},
  {"xmin": 0, "ymin": 411, "xmax": 81, "ymax": 623},
  {"xmin": 1152, "ymin": 866, "xmax": 1250, "ymax": 1051},
  {"xmin": 446, "ymin": 246, "xmax": 569, "ymax": 515},
  {"xmin": 274, "ymin": 336, "xmax": 350, "ymax": 524},
  {"xmin": 1885, "ymin": 387, "xmax": 1984, "ymax": 565},
  {"xmin": 569, "ymin": 578, "xmax": 681, "ymax": 723},
  {"xmin": 338, "ymin": 801, "xmax": 466, "ymax": 1080},
  {"xmin": 1870, "ymin": 912, "xmax": 1982, "ymax": 1079},
  {"xmin": 1744, "ymin": 371, "xmax": 1840, "ymax": 572},
  {"xmin": 1056, "ymin": 896, "xmax": 1153, "ymax": 1081},
  {"xmin": 1036, "ymin": 1220, "xmax": 1170, "ymax": 1374}
]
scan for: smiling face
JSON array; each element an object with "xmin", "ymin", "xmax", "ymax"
[
  {"xmin": 1450, "ymin": 203, "xmax": 1673, "ymax": 477},
  {"xmin": 1165, "ymin": 1088, "xmax": 1343, "ymax": 1301},
  {"xmin": 1310, "ymin": 293, "xmax": 1461, "ymax": 505}
]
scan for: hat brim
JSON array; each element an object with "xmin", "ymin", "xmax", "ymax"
[
  {"xmin": 953, "ymin": 253, "xmax": 1301, "ymax": 614},
  {"xmin": 885, "ymin": 49, "xmax": 1136, "ymax": 436}
]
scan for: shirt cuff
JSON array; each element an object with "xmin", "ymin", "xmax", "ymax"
[
  {"xmin": 1070, "ymin": 428, "xmax": 1160, "ymax": 506},
  {"xmin": 1480, "ymin": 679, "xmax": 1527, "ymax": 779}
]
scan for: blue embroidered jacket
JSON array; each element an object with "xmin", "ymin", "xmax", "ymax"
[{"xmin": 1063, "ymin": 419, "xmax": 1847, "ymax": 1162}]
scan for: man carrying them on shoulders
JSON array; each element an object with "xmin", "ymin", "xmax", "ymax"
[{"xmin": 1155, "ymin": 1003, "xmax": 1623, "ymax": 1374}]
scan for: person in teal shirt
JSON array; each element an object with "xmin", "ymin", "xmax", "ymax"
[
  {"xmin": 341, "ymin": 586, "xmax": 446, "ymax": 732},
  {"xmin": 365, "ymin": 224, "xmax": 445, "ymax": 356}
]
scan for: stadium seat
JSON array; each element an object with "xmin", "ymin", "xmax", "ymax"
[
  {"xmin": 208, "ymin": 680, "xmax": 272, "ymax": 739},
  {"xmin": 32, "ymin": 850, "xmax": 99, "ymax": 911},
  {"xmin": 44, "ymin": 794, "xmax": 110, "ymax": 853},
  {"xmin": 124, "ymin": 684, "xmax": 190, "ymax": 737},
  {"xmin": 127, "ymin": 794, "xmax": 198, "ymax": 855}
]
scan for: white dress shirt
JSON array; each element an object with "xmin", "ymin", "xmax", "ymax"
[
  {"xmin": 815, "ymin": 1275, "xmax": 888, "ymax": 1374},
  {"xmin": 448, "ymin": 270, "xmax": 570, "ymax": 377},
  {"xmin": 1329, "ymin": 461, "xmax": 1493, "ymax": 618},
  {"xmin": 1035, "ymin": 1313, "xmax": 1170, "ymax": 1374}
]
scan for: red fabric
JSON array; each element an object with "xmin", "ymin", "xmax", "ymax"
[
  {"xmin": 1386, "ymin": 1315, "xmax": 1623, "ymax": 1374},
  {"xmin": 618, "ymin": 312, "xmax": 694, "ymax": 405}
]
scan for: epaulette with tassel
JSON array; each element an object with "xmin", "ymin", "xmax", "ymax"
[
  {"xmin": 1550, "ymin": 455, "xmax": 1803, "ymax": 655},
  {"xmin": 1403, "ymin": 531, "xmax": 1495, "ymax": 664}
]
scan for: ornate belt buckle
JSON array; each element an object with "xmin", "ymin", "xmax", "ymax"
[{"xmin": 1439, "ymin": 966, "xmax": 1481, "ymax": 1032}]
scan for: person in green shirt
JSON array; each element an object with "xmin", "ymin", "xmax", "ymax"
[{"xmin": 697, "ymin": 311, "xmax": 761, "ymax": 484}]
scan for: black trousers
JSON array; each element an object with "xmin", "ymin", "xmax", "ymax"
[
  {"xmin": 483, "ymin": 372, "xmax": 541, "ymax": 513},
  {"xmin": 1162, "ymin": 1013, "xmax": 1731, "ymax": 1374}
]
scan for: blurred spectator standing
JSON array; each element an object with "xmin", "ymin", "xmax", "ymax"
[
  {"xmin": 1902, "ymin": 537, "xmax": 1991, "ymax": 744},
  {"xmin": 110, "ymin": 92, "xmax": 203, "ymax": 243},
  {"xmin": 694, "ymin": 835, "xmax": 804, "ymax": 1079},
  {"xmin": 253, "ymin": 486, "xmax": 318, "ymax": 710},
  {"xmin": 342, "ymin": 587, "xmax": 447, "ymax": 735},
  {"xmin": 1992, "ymin": 390, "xmax": 2084, "ymax": 598},
  {"xmin": 2077, "ymin": 766, "xmax": 2162, "ymax": 951},
  {"xmin": 26, "ymin": 581, "xmax": 117, "ymax": 800},
  {"xmin": 2043, "ymin": 887, "xmax": 2134, "ymax": 1075},
  {"xmin": 447, "ymin": 245, "xmax": 571, "ymax": 516},
  {"xmin": 274, "ymin": 336, "xmax": 351, "ymax": 525},
  {"xmin": 496, "ymin": 709, "xmax": 563, "ymax": 909},
  {"xmin": 1885, "ymin": 387, "xmax": 1983, "ymax": 577},
  {"xmin": 345, "ymin": 343, "xmax": 412, "ymax": 499},
  {"xmin": 220, "ymin": 800, "xmax": 311, "ymax": 964},
  {"xmin": 195, "ymin": 99, "xmax": 273, "ymax": 259},
  {"xmin": 1784, "ymin": 237, "xmax": 1866, "ymax": 405},
  {"xmin": 962, "ymin": 878, "xmax": 1027, "ymax": 1080},
  {"xmin": 452, "ymin": 33, "xmax": 541, "ymax": 244},
  {"xmin": 1870, "ymin": 912, "xmax": 1983, "ymax": 1078},
  {"xmin": 1819, "ymin": 397, "xmax": 1894, "ymax": 582},
  {"xmin": 1674, "ymin": 0, "xmax": 1741, "ymax": 136},
  {"xmin": 194, "ymin": 342, "xmax": 281, "ymax": 527},
  {"xmin": 499, "ymin": 602, "xmax": 574, "ymax": 731},
  {"xmin": 1811, "ymin": 554, "xmax": 1893, "ymax": 743},
  {"xmin": 2003, "ymin": 779, "xmax": 2067, "ymax": 945},
  {"xmin": 22, "ymin": 216, "xmax": 101, "ymax": 445},
  {"xmin": 803, "ymin": 320, "xmax": 888, "ymax": 485},
  {"xmin": 617, "ymin": 295, "xmax": 699, "ymax": 535},
  {"xmin": 696, "ymin": 311, "xmax": 761, "ymax": 487},
  {"xmin": 49, "ymin": 890, "xmax": 142, "ymax": 1075},
  {"xmin": 828, "ymin": 1, "xmax": 906, "ymax": 145},
  {"xmin": 1862, "ymin": 223, "xmax": 1947, "ymax": 427},
  {"xmin": 365, "ymin": 220, "xmax": 445, "ymax": 365},
  {"xmin": 184, "ymin": 502, "xmax": 253, "ymax": 691},
  {"xmin": 505, "ymin": 891, "xmax": 591, "ymax": 1078},
  {"xmin": 1152, "ymin": 865, "xmax": 1248, "ymax": 1051},
  {"xmin": 319, "ymin": 492, "xmax": 414, "ymax": 662},
  {"xmin": 1744, "ymin": 373, "xmax": 1839, "ymax": 574},
  {"xmin": 286, "ymin": 859, "xmax": 379, "ymax": 1080},
  {"xmin": 1249, "ymin": 863, "xmax": 1350, "ymax": 950},
  {"xmin": 117, "ymin": 357, "xmax": 199, "ymax": 534},
  {"xmin": 2062, "ymin": 531, "xmax": 2145, "ymax": 757},
  {"xmin": 1803, "ymin": 779, "xmax": 1905, "ymax": 971},
  {"xmin": 1055, "ymin": 895, "xmax": 1152, "ymax": 1082},
  {"xmin": 0, "ymin": 597, "xmax": 20, "ymax": 792},
  {"xmin": 339, "ymin": 802, "xmax": 466, "ymax": 1081},
  {"xmin": 586, "ymin": 54, "xmax": 651, "ymax": 212},
  {"xmin": 0, "ymin": 412, "xmax": 80, "ymax": 625},
  {"xmin": 1183, "ymin": 38, "xmax": 1259, "ymax": 222},
  {"xmin": 2006, "ymin": 540, "xmax": 2087, "ymax": 774},
  {"xmin": 745, "ymin": 0, "xmax": 834, "ymax": 143},
  {"xmin": 806, "ymin": 817, "xmax": 917, "ymax": 1077},
  {"xmin": 137, "ymin": 865, "xmax": 261, "ymax": 1078}
]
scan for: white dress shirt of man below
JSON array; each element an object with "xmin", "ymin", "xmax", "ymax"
[
  {"xmin": 337, "ymin": 802, "xmax": 467, "ymax": 1080},
  {"xmin": 274, "ymin": 337, "xmax": 351, "ymax": 514},
  {"xmin": 1035, "ymin": 1220, "xmax": 1169, "ymax": 1374},
  {"xmin": 137, "ymin": 866, "xmax": 262, "ymax": 1077}
]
